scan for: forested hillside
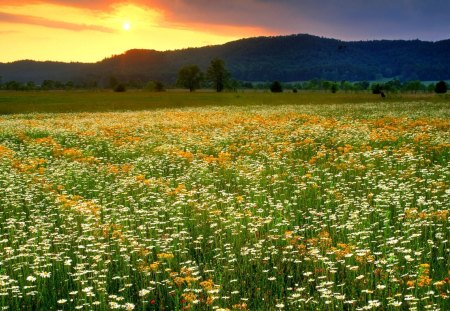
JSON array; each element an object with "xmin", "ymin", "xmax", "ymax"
[{"xmin": 1, "ymin": 34, "xmax": 449, "ymax": 85}]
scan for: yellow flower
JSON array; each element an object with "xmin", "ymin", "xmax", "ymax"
[{"xmin": 157, "ymin": 253, "xmax": 175, "ymax": 260}]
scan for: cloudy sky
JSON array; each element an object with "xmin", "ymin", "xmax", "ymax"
[{"xmin": 1, "ymin": 0, "xmax": 450, "ymax": 62}]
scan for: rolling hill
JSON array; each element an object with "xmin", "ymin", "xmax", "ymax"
[{"xmin": 1, "ymin": 34, "xmax": 450, "ymax": 85}]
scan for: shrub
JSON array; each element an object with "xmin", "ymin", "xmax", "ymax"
[
  {"xmin": 270, "ymin": 81, "xmax": 283, "ymax": 93},
  {"xmin": 114, "ymin": 84, "xmax": 126, "ymax": 92},
  {"xmin": 434, "ymin": 81, "xmax": 448, "ymax": 94}
]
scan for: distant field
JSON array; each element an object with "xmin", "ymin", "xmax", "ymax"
[
  {"xmin": 0, "ymin": 90, "xmax": 449, "ymax": 115},
  {"xmin": 0, "ymin": 93, "xmax": 449, "ymax": 310}
]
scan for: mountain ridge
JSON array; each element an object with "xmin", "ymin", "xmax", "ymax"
[{"xmin": 1, "ymin": 34, "xmax": 450, "ymax": 85}]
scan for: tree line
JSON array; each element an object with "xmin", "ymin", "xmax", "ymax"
[
  {"xmin": 274, "ymin": 79, "xmax": 448, "ymax": 94},
  {"xmin": 0, "ymin": 70, "xmax": 448, "ymax": 94}
]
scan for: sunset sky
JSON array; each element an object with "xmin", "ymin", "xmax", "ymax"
[{"xmin": 1, "ymin": 0, "xmax": 450, "ymax": 63}]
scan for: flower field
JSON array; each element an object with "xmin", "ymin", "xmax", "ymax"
[{"xmin": 0, "ymin": 98, "xmax": 449, "ymax": 310}]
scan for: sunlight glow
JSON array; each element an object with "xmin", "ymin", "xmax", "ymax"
[
  {"xmin": 0, "ymin": 3, "xmax": 268, "ymax": 62},
  {"xmin": 122, "ymin": 22, "xmax": 131, "ymax": 31}
]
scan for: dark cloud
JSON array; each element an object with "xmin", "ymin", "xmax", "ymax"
[
  {"xmin": 152, "ymin": 0, "xmax": 450, "ymax": 40},
  {"xmin": 0, "ymin": 11, "xmax": 115, "ymax": 32},
  {"xmin": 2, "ymin": 0, "xmax": 450, "ymax": 40}
]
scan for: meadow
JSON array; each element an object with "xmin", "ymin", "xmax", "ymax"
[{"xmin": 0, "ymin": 92, "xmax": 449, "ymax": 310}]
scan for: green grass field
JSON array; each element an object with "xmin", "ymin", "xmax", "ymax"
[
  {"xmin": 1, "ymin": 90, "xmax": 449, "ymax": 115},
  {"xmin": 0, "ymin": 92, "xmax": 449, "ymax": 310}
]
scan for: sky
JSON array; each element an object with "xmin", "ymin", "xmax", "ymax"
[{"xmin": 1, "ymin": 0, "xmax": 450, "ymax": 63}]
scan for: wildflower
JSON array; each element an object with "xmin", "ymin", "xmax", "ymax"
[
  {"xmin": 109, "ymin": 301, "xmax": 120, "ymax": 309},
  {"xmin": 200, "ymin": 279, "xmax": 215, "ymax": 291},
  {"xmin": 389, "ymin": 301, "xmax": 402, "ymax": 307},
  {"xmin": 39, "ymin": 272, "xmax": 51, "ymax": 278},
  {"xmin": 26, "ymin": 276, "xmax": 36, "ymax": 282},
  {"xmin": 157, "ymin": 253, "xmax": 174, "ymax": 260},
  {"xmin": 138, "ymin": 289, "xmax": 150, "ymax": 297}
]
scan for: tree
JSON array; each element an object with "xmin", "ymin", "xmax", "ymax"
[
  {"xmin": 330, "ymin": 83, "xmax": 338, "ymax": 93},
  {"xmin": 353, "ymin": 81, "xmax": 370, "ymax": 91},
  {"xmin": 5, "ymin": 80, "xmax": 21, "ymax": 90},
  {"xmin": 26, "ymin": 81, "xmax": 36, "ymax": 90},
  {"xmin": 434, "ymin": 80, "xmax": 448, "ymax": 94},
  {"xmin": 322, "ymin": 81, "xmax": 332, "ymax": 91},
  {"xmin": 270, "ymin": 81, "xmax": 283, "ymax": 93},
  {"xmin": 384, "ymin": 79, "xmax": 402, "ymax": 93},
  {"xmin": 340, "ymin": 80, "xmax": 353, "ymax": 92},
  {"xmin": 177, "ymin": 65, "xmax": 203, "ymax": 92},
  {"xmin": 108, "ymin": 76, "xmax": 119, "ymax": 89},
  {"xmin": 371, "ymin": 83, "xmax": 383, "ymax": 94},
  {"xmin": 146, "ymin": 80, "xmax": 165, "ymax": 92},
  {"xmin": 41, "ymin": 80, "xmax": 56, "ymax": 90},
  {"xmin": 403, "ymin": 80, "xmax": 424, "ymax": 93},
  {"xmin": 65, "ymin": 81, "xmax": 74, "ymax": 90},
  {"xmin": 226, "ymin": 79, "xmax": 240, "ymax": 92},
  {"xmin": 206, "ymin": 58, "xmax": 230, "ymax": 92}
]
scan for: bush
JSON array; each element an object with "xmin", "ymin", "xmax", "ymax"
[
  {"xmin": 114, "ymin": 84, "xmax": 126, "ymax": 92},
  {"xmin": 270, "ymin": 81, "xmax": 283, "ymax": 93},
  {"xmin": 434, "ymin": 81, "xmax": 448, "ymax": 94}
]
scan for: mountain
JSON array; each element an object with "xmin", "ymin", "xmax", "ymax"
[{"xmin": 1, "ymin": 34, "xmax": 450, "ymax": 85}]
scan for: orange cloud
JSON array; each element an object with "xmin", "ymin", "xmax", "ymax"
[
  {"xmin": 0, "ymin": 11, "xmax": 114, "ymax": 32},
  {"xmin": 0, "ymin": 1, "xmax": 283, "ymax": 35}
]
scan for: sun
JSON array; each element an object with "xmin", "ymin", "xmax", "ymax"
[{"xmin": 122, "ymin": 22, "xmax": 131, "ymax": 31}]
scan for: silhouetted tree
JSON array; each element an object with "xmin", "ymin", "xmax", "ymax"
[
  {"xmin": 206, "ymin": 58, "xmax": 230, "ymax": 92},
  {"xmin": 435, "ymin": 80, "xmax": 448, "ymax": 94},
  {"xmin": 114, "ymin": 84, "xmax": 126, "ymax": 92},
  {"xmin": 371, "ymin": 83, "xmax": 383, "ymax": 94},
  {"xmin": 270, "ymin": 81, "xmax": 283, "ymax": 93},
  {"xmin": 177, "ymin": 65, "xmax": 203, "ymax": 92}
]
